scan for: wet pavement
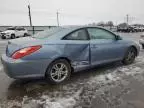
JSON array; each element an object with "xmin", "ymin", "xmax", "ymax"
[{"xmin": 0, "ymin": 32, "xmax": 143, "ymax": 108}]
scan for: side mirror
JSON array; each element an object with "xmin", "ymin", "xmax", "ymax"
[{"xmin": 116, "ymin": 35, "xmax": 122, "ymax": 40}]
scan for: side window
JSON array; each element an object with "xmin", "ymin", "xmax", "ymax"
[
  {"xmin": 20, "ymin": 28, "xmax": 25, "ymax": 31},
  {"xmin": 16, "ymin": 28, "xmax": 21, "ymax": 31},
  {"xmin": 87, "ymin": 28, "xmax": 116, "ymax": 40},
  {"xmin": 16, "ymin": 27, "xmax": 25, "ymax": 31},
  {"xmin": 64, "ymin": 29, "xmax": 88, "ymax": 40}
]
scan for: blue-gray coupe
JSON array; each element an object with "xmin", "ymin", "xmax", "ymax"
[{"xmin": 1, "ymin": 26, "xmax": 140, "ymax": 84}]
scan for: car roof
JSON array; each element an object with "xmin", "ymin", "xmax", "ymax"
[
  {"xmin": 45, "ymin": 26, "xmax": 116, "ymax": 40},
  {"xmin": 57, "ymin": 25, "xmax": 115, "ymax": 34},
  {"xmin": 62, "ymin": 25, "xmax": 108, "ymax": 30}
]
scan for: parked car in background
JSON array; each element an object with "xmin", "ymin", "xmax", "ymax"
[
  {"xmin": 117, "ymin": 26, "xmax": 135, "ymax": 33},
  {"xmin": 1, "ymin": 26, "xmax": 140, "ymax": 84},
  {"xmin": 117, "ymin": 27, "xmax": 127, "ymax": 32},
  {"xmin": 127, "ymin": 26, "xmax": 136, "ymax": 32},
  {"xmin": 135, "ymin": 26, "xmax": 141, "ymax": 32},
  {"xmin": 117, "ymin": 26, "xmax": 144, "ymax": 33},
  {"xmin": 1, "ymin": 27, "xmax": 28, "ymax": 39},
  {"xmin": 139, "ymin": 34, "xmax": 144, "ymax": 49},
  {"xmin": 139, "ymin": 27, "xmax": 144, "ymax": 32}
]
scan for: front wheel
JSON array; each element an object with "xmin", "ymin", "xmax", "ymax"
[
  {"xmin": 45, "ymin": 59, "xmax": 71, "ymax": 84},
  {"xmin": 23, "ymin": 33, "xmax": 27, "ymax": 37},
  {"xmin": 122, "ymin": 47, "xmax": 136, "ymax": 65},
  {"xmin": 142, "ymin": 44, "xmax": 144, "ymax": 49},
  {"xmin": 1, "ymin": 36, "xmax": 6, "ymax": 39}
]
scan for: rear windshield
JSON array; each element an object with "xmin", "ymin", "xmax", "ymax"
[{"xmin": 32, "ymin": 27, "xmax": 66, "ymax": 39}]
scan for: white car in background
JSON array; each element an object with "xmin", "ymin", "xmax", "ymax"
[
  {"xmin": 140, "ymin": 34, "xmax": 144, "ymax": 49},
  {"xmin": 1, "ymin": 27, "xmax": 28, "ymax": 39},
  {"xmin": 139, "ymin": 27, "xmax": 144, "ymax": 32}
]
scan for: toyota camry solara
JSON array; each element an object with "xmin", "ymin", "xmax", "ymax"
[{"xmin": 1, "ymin": 26, "xmax": 140, "ymax": 84}]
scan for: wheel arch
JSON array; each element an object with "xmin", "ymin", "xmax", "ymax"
[
  {"xmin": 130, "ymin": 45, "xmax": 138, "ymax": 56},
  {"xmin": 45, "ymin": 57, "xmax": 74, "ymax": 77},
  {"xmin": 11, "ymin": 33, "xmax": 15, "ymax": 35},
  {"xmin": 51, "ymin": 57, "xmax": 72, "ymax": 66}
]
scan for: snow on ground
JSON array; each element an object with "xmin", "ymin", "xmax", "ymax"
[
  {"xmin": 0, "ymin": 51, "xmax": 144, "ymax": 108},
  {"xmin": 0, "ymin": 66, "xmax": 3, "ymax": 71}
]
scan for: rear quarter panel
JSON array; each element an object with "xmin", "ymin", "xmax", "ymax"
[{"xmin": 22, "ymin": 40, "xmax": 90, "ymax": 70}]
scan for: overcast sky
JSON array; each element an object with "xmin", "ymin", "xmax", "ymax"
[{"xmin": 0, "ymin": 0, "xmax": 144, "ymax": 26}]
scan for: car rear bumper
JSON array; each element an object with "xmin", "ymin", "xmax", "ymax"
[{"xmin": 1, "ymin": 54, "xmax": 52, "ymax": 79}]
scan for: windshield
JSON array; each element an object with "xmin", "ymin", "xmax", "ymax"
[
  {"xmin": 7, "ymin": 27, "xmax": 15, "ymax": 30},
  {"xmin": 32, "ymin": 27, "xmax": 66, "ymax": 39}
]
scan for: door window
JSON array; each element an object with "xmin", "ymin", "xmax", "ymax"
[
  {"xmin": 87, "ymin": 28, "xmax": 116, "ymax": 40},
  {"xmin": 16, "ymin": 27, "xmax": 25, "ymax": 31},
  {"xmin": 64, "ymin": 29, "xmax": 89, "ymax": 40}
]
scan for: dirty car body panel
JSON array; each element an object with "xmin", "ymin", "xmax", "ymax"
[{"xmin": 1, "ymin": 26, "xmax": 140, "ymax": 79}]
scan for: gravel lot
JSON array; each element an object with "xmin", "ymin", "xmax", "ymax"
[{"xmin": 0, "ymin": 32, "xmax": 143, "ymax": 108}]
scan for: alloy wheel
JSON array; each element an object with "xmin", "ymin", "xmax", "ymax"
[{"xmin": 50, "ymin": 63, "xmax": 68, "ymax": 83}]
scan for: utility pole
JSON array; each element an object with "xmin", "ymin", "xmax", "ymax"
[
  {"xmin": 28, "ymin": 5, "xmax": 32, "ymax": 26},
  {"xmin": 126, "ymin": 14, "xmax": 129, "ymax": 25},
  {"xmin": 56, "ymin": 11, "xmax": 60, "ymax": 26},
  {"xmin": 28, "ymin": 4, "xmax": 34, "ymax": 34}
]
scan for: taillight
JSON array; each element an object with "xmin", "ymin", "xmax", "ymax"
[{"xmin": 12, "ymin": 45, "xmax": 42, "ymax": 59}]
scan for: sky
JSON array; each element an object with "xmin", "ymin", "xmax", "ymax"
[{"xmin": 0, "ymin": 0, "xmax": 144, "ymax": 26}]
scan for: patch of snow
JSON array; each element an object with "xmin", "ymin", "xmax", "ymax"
[
  {"xmin": 44, "ymin": 100, "xmax": 63, "ymax": 108},
  {"xmin": 43, "ymin": 88, "xmax": 83, "ymax": 108},
  {"xmin": 118, "ymin": 67, "xmax": 129, "ymax": 72},
  {"xmin": 20, "ymin": 88, "xmax": 83, "ymax": 108},
  {"xmin": 124, "ymin": 67, "xmax": 143, "ymax": 76},
  {"xmin": 41, "ymin": 95, "xmax": 50, "ymax": 100},
  {"xmin": 105, "ymin": 73, "xmax": 115, "ymax": 81},
  {"xmin": 43, "ymin": 97, "xmax": 76, "ymax": 108},
  {"xmin": 136, "ymin": 55, "xmax": 144, "ymax": 63},
  {"xmin": 0, "ymin": 66, "xmax": 3, "ymax": 71}
]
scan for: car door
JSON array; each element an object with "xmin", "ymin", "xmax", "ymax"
[
  {"xmin": 15, "ymin": 28, "xmax": 21, "ymax": 37},
  {"xmin": 19, "ymin": 28, "xmax": 26, "ymax": 37},
  {"xmin": 87, "ymin": 27, "xmax": 125, "ymax": 66},
  {"xmin": 63, "ymin": 28, "xmax": 90, "ymax": 70},
  {"xmin": 15, "ymin": 27, "xmax": 24, "ymax": 37},
  {"xmin": 18, "ymin": 27, "xmax": 24, "ymax": 37}
]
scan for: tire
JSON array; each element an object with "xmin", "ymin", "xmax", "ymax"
[
  {"xmin": 122, "ymin": 47, "xmax": 137, "ymax": 65},
  {"xmin": 11, "ymin": 34, "xmax": 15, "ymax": 39},
  {"xmin": 45, "ymin": 59, "xmax": 71, "ymax": 84},
  {"xmin": 1, "ymin": 36, "xmax": 6, "ymax": 39},
  {"xmin": 23, "ymin": 33, "xmax": 27, "ymax": 37},
  {"xmin": 142, "ymin": 44, "xmax": 144, "ymax": 49}
]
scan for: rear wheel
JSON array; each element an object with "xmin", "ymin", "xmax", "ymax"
[
  {"xmin": 23, "ymin": 33, "xmax": 27, "ymax": 37},
  {"xmin": 45, "ymin": 59, "xmax": 71, "ymax": 84},
  {"xmin": 122, "ymin": 47, "xmax": 136, "ymax": 65},
  {"xmin": 11, "ymin": 34, "xmax": 15, "ymax": 39}
]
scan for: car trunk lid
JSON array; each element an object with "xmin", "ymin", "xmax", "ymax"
[{"xmin": 6, "ymin": 37, "xmax": 40, "ymax": 57}]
